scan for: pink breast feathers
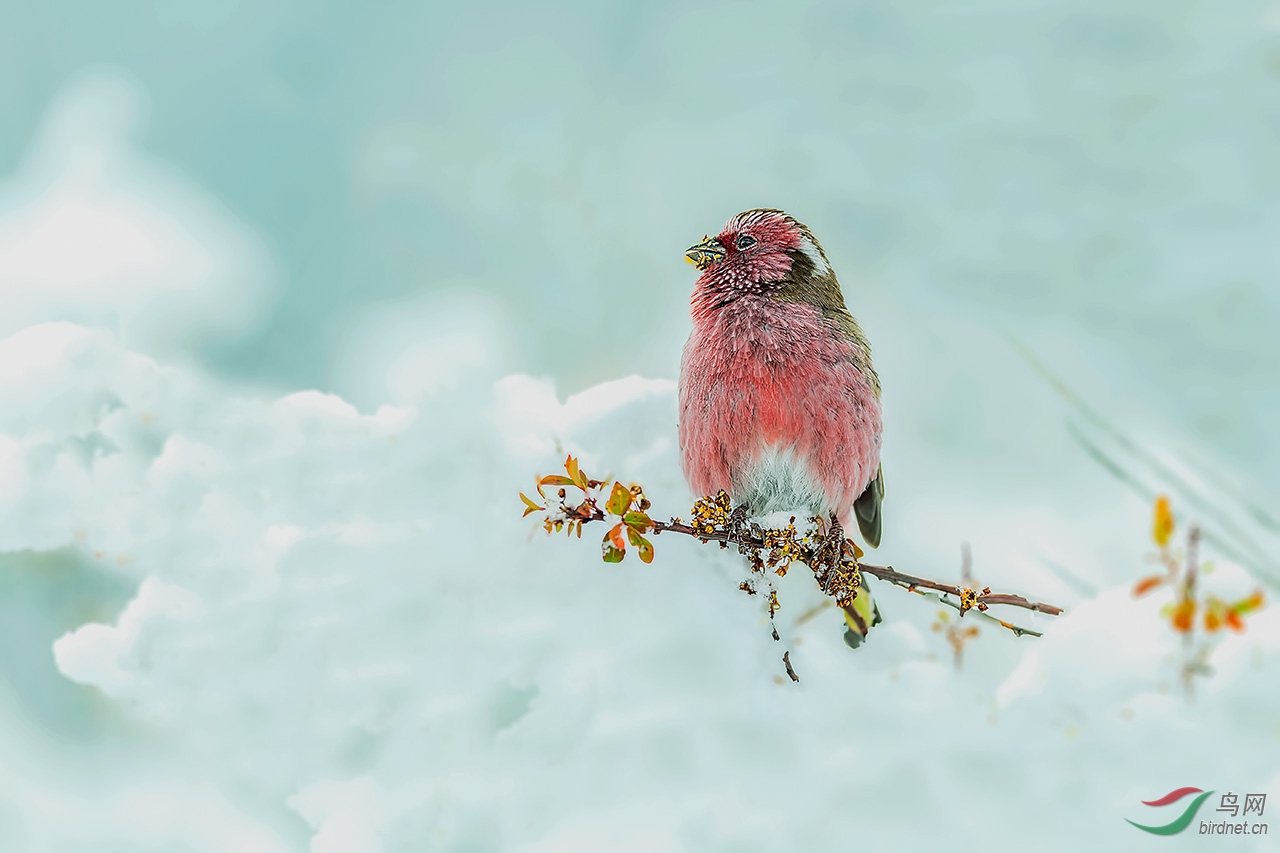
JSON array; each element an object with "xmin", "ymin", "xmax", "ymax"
[{"xmin": 678, "ymin": 295, "xmax": 882, "ymax": 526}]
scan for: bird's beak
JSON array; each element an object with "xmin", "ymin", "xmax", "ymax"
[{"xmin": 684, "ymin": 236, "xmax": 726, "ymax": 270}]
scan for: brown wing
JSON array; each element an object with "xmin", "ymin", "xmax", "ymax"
[
  {"xmin": 768, "ymin": 217, "xmax": 884, "ymax": 546},
  {"xmin": 770, "ymin": 232, "xmax": 880, "ymax": 397},
  {"xmin": 852, "ymin": 464, "xmax": 884, "ymax": 548}
]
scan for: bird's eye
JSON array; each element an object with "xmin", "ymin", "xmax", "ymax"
[{"xmin": 736, "ymin": 234, "xmax": 757, "ymax": 251}]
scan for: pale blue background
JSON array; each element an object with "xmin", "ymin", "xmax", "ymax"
[{"xmin": 4, "ymin": 1, "xmax": 1277, "ymax": 486}]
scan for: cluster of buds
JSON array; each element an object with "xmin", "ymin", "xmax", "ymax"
[
  {"xmin": 739, "ymin": 518, "xmax": 814, "ymax": 600},
  {"xmin": 957, "ymin": 586, "xmax": 991, "ymax": 614},
  {"xmin": 758, "ymin": 519, "xmax": 805, "ymax": 577},
  {"xmin": 737, "ymin": 516, "xmax": 838, "ymax": 621},
  {"xmin": 816, "ymin": 564, "xmax": 863, "ymax": 609},
  {"xmin": 735, "ymin": 514, "xmax": 864, "ymax": 617},
  {"xmin": 691, "ymin": 491, "xmax": 732, "ymax": 537}
]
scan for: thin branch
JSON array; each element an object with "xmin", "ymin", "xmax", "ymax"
[
  {"xmin": 542, "ymin": 486, "xmax": 1063, "ymax": 634},
  {"xmin": 915, "ymin": 588, "xmax": 1044, "ymax": 638},
  {"xmin": 1182, "ymin": 524, "xmax": 1201, "ymax": 656},
  {"xmin": 852, "ymin": 562, "xmax": 1064, "ymax": 617},
  {"xmin": 662, "ymin": 517, "xmax": 1060, "ymax": 609}
]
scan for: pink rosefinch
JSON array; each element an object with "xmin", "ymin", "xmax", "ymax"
[{"xmin": 678, "ymin": 209, "xmax": 884, "ymax": 646}]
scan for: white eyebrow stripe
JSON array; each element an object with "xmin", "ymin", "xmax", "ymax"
[{"xmin": 798, "ymin": 234, "xmax": 831, "ymax": 276}]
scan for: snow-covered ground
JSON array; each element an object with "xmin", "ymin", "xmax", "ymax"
[{"xmin": 0, "ymin": 318, "xmax": 1272, "ymax": 852}]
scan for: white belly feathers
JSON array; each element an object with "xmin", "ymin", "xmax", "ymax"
[{"xmin": 732, "ymin": 442, "xmax": 832, "ymax": 518}]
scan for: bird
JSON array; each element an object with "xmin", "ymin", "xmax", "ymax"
[{"xmin": 677, "ymin": 208, "xmax": 884, "ymax": 648}]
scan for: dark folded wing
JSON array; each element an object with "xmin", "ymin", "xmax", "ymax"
[{"xmin": 853, "ymin": 464, "xmax": 885, "ymax": 548}]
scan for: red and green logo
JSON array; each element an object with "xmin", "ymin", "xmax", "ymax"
[{"xmin": 1127, "ymin": 788, "xmax": 1214, "ymax": 835}]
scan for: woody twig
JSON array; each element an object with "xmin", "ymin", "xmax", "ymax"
[{"xmin": 522, "ymin": 456, "xmax": 1064, "ymax": 644}]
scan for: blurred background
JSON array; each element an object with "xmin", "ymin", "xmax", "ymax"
[
  {"xmin": 2, "ymin": 1, "xmax": 1279, "ymax": 850},
  {"xmin": 4, "ymin": 0, "xmax": 1278, "ymax": 450}
]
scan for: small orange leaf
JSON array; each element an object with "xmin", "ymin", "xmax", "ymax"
[
  {"xmin": 1152, "ymin": 495, "xmax": 1175, "ymax": 548},
  {"xmin": 1171, "ymin": 600, "xmax": 1195, "ymax": 633},
  {"xmin": 605, "ymin": 482, "xmax": 632, "ymax": 516},
  {"xmin": 608, "ymin": 523, "xmax": 627, "ymax": 550},
  {"xmin": 1204, "ymin": 610, "xmax": 1221, "ymax": 632},
  {"xmin": 851, "ymin": 541, "xmax": 865, "ymax": 559},
  {"xmin": 1224, "ymin": 610, "xmax": 1245, "ymax": 632},
  {"xmin": 626, "ymin": 526, "xmax": 654, "ymax": 563},
  {"xmin": 1132, "ymin": 574, "xmax": 1166, "ymax": 598}
]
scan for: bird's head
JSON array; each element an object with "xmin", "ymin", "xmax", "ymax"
[{"xmin": 685, "ymin": 208, "xmax": 835, "ymax": 305}]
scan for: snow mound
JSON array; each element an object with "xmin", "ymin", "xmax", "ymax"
[{"xmin": 0, "ymin": 322, "xmax": 1271, "ymax": 850}]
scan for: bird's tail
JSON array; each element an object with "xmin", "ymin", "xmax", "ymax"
[{"xmin": 841, "ymin": 582, "xmax": 881, "ymax": 650}]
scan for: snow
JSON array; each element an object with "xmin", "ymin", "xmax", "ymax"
[
  {"xmin": 0, "ymin": 70, "xmax": 276, "ymax": 361},
  {"xmin": 0, "ymin": 320, "xmax": 1270, "ymax": 851}
]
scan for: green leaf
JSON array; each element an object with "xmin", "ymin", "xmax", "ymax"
[
  {"xmin": 627, "ymin": 526, "xmax": 654, "ymax": 563},
  {"xmin": 605, "ymin": 482, "xmax": 632, "ymax": 516},
  {"xmin": 623, "ymin": 510, "xmax": 652, "ymax": 532},
  {"xmin": 1232, "ymin": 589, "xmax": 1265, "ymax": 615}
]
